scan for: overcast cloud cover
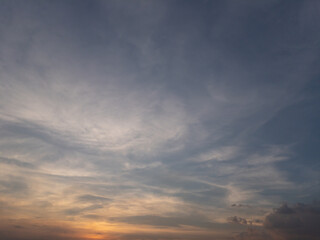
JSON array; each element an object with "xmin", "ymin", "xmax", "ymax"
[{"xmin": 0, "ymin": 0, "xmax": 319, "ymax": 239}]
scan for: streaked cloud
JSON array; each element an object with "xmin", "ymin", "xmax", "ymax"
[{"xmin": 0, "ymin": 0, "xmax": 319, "ymax": 239}]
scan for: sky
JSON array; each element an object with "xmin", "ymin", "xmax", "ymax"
[{"xmin": 0, "ymin": 0, "xmax": 319, "ymax": 240}]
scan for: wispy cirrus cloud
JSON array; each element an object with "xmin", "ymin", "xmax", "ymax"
[{"xmin": 0, "ymin": 1, "xmax": 319, "ymax": 239}]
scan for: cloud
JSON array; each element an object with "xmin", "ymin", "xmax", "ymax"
[
  {"xmin": 228, "ymin": 216, "xmax": 248, "ymax": 225},
  {"xmin": 113, "ymin": 214, "xmax": 221, "ymax": 228},
  {"xmin": 63, "ymin": 204, "xmax": 104, "ymax": 216},
  {"xmin": 264, "ymin": 202, "xmax": 320, "ymax": 240},
  {"xmin": 0, "ymin": 156, "xmax": 35, "ymax": 169},
  {"xmin": 227, "ymin": 215, "xmax": 263, "ymax": 227},
  {"xmin": 0, "ymin": 1, "xmax": 319, "ymax": 239},
  {"xmin": 0, "ymin": 177, "xmax": 29, "ymax": 197},
  {"xmin": 190, "ymin": 146, "xmax": 241, "ymax": 163},
  {"xmin": 233, "ymin": 202, "xmax": 320, "ymax": 240},
  {"xmin": 76, "ymin": 194, "xmax": 112, "ymax": 204},
  {"xmin": 231, "ymin": 204, "xmax": 251, "ymax": 208},
  {"xmin": 82, "ymin": 214, "xmax": 104, "ymax": 220}
]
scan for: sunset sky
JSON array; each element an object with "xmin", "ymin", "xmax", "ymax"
[{"xmin": 0, "ymin": 1, "xmax": 319, "ymax": 240}]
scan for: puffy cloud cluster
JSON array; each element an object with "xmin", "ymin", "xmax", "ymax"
[
  {"xmin": 264, "ymin": 202, "xmax": 320, "ymax": 240},
  {"xmin": 228, "ymin": 216, "xmax": 248, "ymax": 225},
  {"xmin": 234, "ymin": 202, "xmax": 320, "ymax": 240}
]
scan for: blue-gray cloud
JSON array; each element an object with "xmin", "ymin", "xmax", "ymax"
[
  {"xmin": 0, "ymin": 0, "xmax": 319, "ymax": 239},
  {"xmin": 264, "ymin": 202, "xmax": 320, "ymax": 240},
  {"xmin": 234, "ymin": 202, "xmax": 320, "ymax": 240}
]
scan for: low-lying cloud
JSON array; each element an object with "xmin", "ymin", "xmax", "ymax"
[{"xmin": 234, "ymin": 202, "xmax": 320, "ymax": 240}]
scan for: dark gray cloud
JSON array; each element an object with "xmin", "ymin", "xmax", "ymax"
[
  {"xmin": 264, "ymin": 202, "xmax": 320, "ymax": 240},
  {"xmin": 231, "ymin": 204, "xmax": 252, "ymax": 208},
  {"xmin": 234, "ymin": 202, "xmax": 320, "ymax": 240},
  {"xmin": 228, "ymin": 216, "xmax": 248, "ymax": 225},
  {"xmin": 227, "ymin": 215, "xmax": 264, "ymax": 227}
]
